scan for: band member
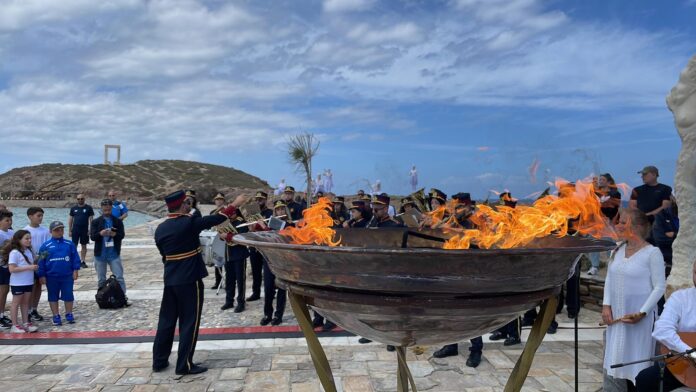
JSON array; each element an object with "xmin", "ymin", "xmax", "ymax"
[
  {"xmin": 635, "ymin": 261, "xmax": 696, "ymax": 391},
  {"xmin": 429, "ymin": 192, "xmax": 485, "ymax": 368},
  {"xmin": 220, "ymin": 209, "xmax": 249, "ymax": 313},
  {"xmin": 185, "ymin": 190, "xmax": 202, "ymax": 218},
  {"xmin": 209, "ymin": 193, "xmax": 226, "ymax": 290},
  {"xmin": 259, "ymin": 201, "xmax": 292, "ymax": 326},
  {"xmin": 331, "ymin": 197, "xmax": 350, "ymax": 228},
  {"xmin": 368, "ymin": 194, "xmax": 403, "ymax": 228},
  {"xmin": 281, "ymin": 186, "xmax": 304, "ymax": 221},
  {"xmin": 247, "ymin": 191, "xmax": 273, "ymax": 302},
  {"xmin": 344, "ymin": 201, "xmax": 371, "ymax": 228},
  {"xmin": 398, "ymin": 197, "xmax": 420, "ymax": 215},
  {"xmin": 153, "ymin": 190, "xmax": 246, "ymax": 375}
]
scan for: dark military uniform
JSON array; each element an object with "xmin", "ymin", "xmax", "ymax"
[
  {"xmin": 222, "ymin": 214, "xmax": 250, "ymax": 311},
  {"xmin": 331, "ymin": 197, "xmax": 350, "ymax": 228},
  {"xmin": 248, "ymin": 191, "xmax": 273, "ymax": 301},
  {"xmin": 346, "ymin": 200, "xmax": 371, "ymax": 228},
  {"xmin": 261, "ymin": 201, "xmax": 291, "ymax": 325},
  {"xmin": 153, "ymin": 191, "xmax": 235, "ymax": 374},
  {"xmin": 282, "ymin": 186, "xmax": 305, "ymax": 221}
]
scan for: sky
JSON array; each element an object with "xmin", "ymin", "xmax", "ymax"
[{"xmin": 1, "ymin": 0, "xmax": 695, "ymax": 199}]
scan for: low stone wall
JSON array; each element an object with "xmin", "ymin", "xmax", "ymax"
[{"xmin": 580, "ymin": 274, "xmax": 605, "ymax": 312}]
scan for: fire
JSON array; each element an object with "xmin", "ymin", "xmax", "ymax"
[
  {"xmin": 280, "ymin": 197, "xmax": 341, "ymax": 246},
  {"xmin": 443, "ymin": 179, "xmax": 617, "ymax": 250}
]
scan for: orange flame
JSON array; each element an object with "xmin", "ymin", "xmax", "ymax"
[
  {"xmin": 444, "ymin": 178, "xmax": 617, "ymax": 250},
  {"xmin": 280, "ymin": 197, "xmax": 341, "ymax": 246}
]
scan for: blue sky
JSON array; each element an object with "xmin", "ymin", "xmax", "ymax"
[{"xmin": 0, "ymin": 0, "xmax": 694, "ymax": 199}]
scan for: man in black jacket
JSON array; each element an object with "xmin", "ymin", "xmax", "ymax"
[{"xmin": 90, "ymin": 199, "xmax": 128, "ymax": 305}]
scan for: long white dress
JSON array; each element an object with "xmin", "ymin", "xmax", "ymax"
[{"xmin": 603, "ymin": 243, "xmax": 666, "ymax": 383}]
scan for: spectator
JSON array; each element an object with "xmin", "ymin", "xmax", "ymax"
[
  {"xmin": 37, "ymin": 221, "xmax": 81, "ymax": 326},
  {"xmin": 68, "ymin": 194, "xmax": 94, "ymax": 269},
  {"xmin": 602, "ymin": 208, "xmax": 665, "ymax": 390},
  {"xmin": 630, "ymin": 166, "xmax": 672, "ymax": 222},
  {"xmin": 587, "ymin": 173, "xmax": 622, "ymax": 275},
  {"xmin": 107, "ymin": 190, "xmax": 129, "ymax": 221},
  {"xmin": 0, "ymin": 209, "xmax": 14, "ymax": 329},
  {"xmin": 23, "ymin": 207, "xmax": 49, "ymax": 322},
  {"xmin": 653, "ymin": 195, "xmax": 678, "ymax": 278},
  {"xmin": 185, "ymin": 190, "xmax": 202, "ymax": 218},
  {"xmin": 4, "ymin": 230, "xmax": 39, "ymax": 333},
  {"xmin": 90, "ymin": 199, "xmax": 129, "ymax": 306}
]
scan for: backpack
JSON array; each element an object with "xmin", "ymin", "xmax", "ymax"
[{"xmin": 95, "ymin": 275, "xmax": 127, "ymax": 309}]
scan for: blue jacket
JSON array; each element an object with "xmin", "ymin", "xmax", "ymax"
[{"xmin": 37, "ymin": 237, "xmax": 81, "ymax": 277}]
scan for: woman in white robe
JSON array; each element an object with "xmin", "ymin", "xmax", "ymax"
[{"xmin": 603, "ymin": 208, "xmax": 666, "ymax": 391}]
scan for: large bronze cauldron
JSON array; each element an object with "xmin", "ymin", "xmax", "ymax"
[{"xmin": 234, "ymin": 228, "xmax": 615, "ymax": 346}]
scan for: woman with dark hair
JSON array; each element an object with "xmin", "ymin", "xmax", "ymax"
[
  {"xmin": 3, "ymin": 230, "xmax": 39, "ymax": 333},
  {"xmin": 602, "ymin": 208, "xmax": 666, "ymax": 391},
  {"xmin": 344, "ymin": 200, "xmax": 371, "ymax": 228}
]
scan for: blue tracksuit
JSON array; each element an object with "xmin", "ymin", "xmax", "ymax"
[{"xmin": 37, "ymin": 237, "xmax": 81, "ymax": 302}]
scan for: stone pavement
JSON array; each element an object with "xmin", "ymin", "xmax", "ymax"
[{"xmin": 0, "ymin": 222, "xmax": 607, "ymax": 391}]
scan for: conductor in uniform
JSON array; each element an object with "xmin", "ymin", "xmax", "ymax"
[{"xmin": 152, "ymin": 190, "xmax": 246, "ymax": 375}]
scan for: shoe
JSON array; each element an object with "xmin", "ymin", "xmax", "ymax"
[
  {"xmin": 29, "ymin": 309, "xmax": 44, "ymax": 322},
  {"xmin": 0, "ymin": 316, "xmax": 12, "ymax": 329},
  {"xmin": 52, "ymin": 314, "xmax": 62, "ymax": 326},
  {"xmin": 246, "ymin": 293, "xmax": 261, "ymax": 302},
  {"xmin": 65, "ymin": 313, "xmax": 75, "ymax": 324},
  {"xmin": 234, "ymin": 303, "xmax": 245, "ymax": 313},
  {"xmin": 10, "ymin": 325, "xmax": 26, "ymax": 333},
  {"xmin": 489, "ymin": 331, "xmax": 507, "ymax": 341},
  {"xmin": 153, "ymin": 362, "xmax": 169, "ymax": 372},
  {"xmin": 271, "ymin": 317, "xmax": 283, "ymax": 326},
  {"xmin": 24, "ymin": 323, "xmax": 38, "ymax": 333},
  {"xmin": 433, "ymin": 344, "xmax": 458, "ymax": 359},
  {"xmin": 386, "ymin": 345, "xmax": 396, "ymax": 352},
  {"xmin": 322, "ymin": 321, "xmax": 337, "ymax": 331},
  {"xmin": 587, "ymin": 267, "xmax": 599, "ymax": 276},
  {"xmin": 125, "ymin": 297, "xmax": 132, "ymax": 307},
  {"xmin": 466, "ymin": 351, "xmax": 482, "ymax": 368},
  {"xmin": 220, "ymin": 303, "xmax": 234, "ymax": 311},
  {"xmin": 176, "ymin": 364, "xmax": 208, "ymax": 376},
  {"xmin": 80, "ymin": 261, "xmax": 88, "ymax": 268},
  {"xmin": 312, "ymin": 317, "xmax": 324, "ymax": 328},
  {"xmin": 503, "ymin": 336, "xmax": 521, "ymax": 346},
  {"xmin": 547, "ymin": 321, "xmax": 558, "ymax": 335},
  {"xmin": 260, "ymin": 316, "xmax": 272, "ymax": 326},
  {"xmin": 358, "ymin": 338, "xmax": 372, "ymax": 344}
]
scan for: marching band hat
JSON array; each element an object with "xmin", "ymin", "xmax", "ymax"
[
  {"xmin": 452, "ymin": 192, "xmax": 473, "ymax": 206},
  {"xmin": 254, "ymin": 191, "xmax": 268, "ymax": 199},
  {"xmin": 430, "ymin": 188, "xmax": 447, "ymax": 203},
  {"xmin": 372, "ymin": 194, "xmax": 390, "ymax": 206},
  {"xmin": 213, "ymin": 192, "xmax": 225, "ymax": 201},
  {"xmin": 273, "ymin": 200, "xmax": 287, "ymax": 209},
  {"xmin": 400, "ymin": 197, "xmax": 415, "ymax": 207},
  {"xmin": 165, "ymin": 190, "xmax": 187, "ymax": 209},
  {"xmin": 185, "ymin": 189, "xmax": 197, "ymax": 198},
  {"xmin": 333, "ymin": 196, "xmax": 345, "ymax": 204},
  {"xmin": 349, "ymin": 200, "xmax": 366, "ymax": 211},
  {"xmin": 283, "ymin": 186, "xmax": 296, "ymax": 194}
]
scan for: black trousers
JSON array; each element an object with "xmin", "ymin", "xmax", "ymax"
[
  {"xmin": 495, "ymin": 317, "xmax": 521, "ymax": 339},
  {"xmin": 224, "ymin": 255, "xmax": 246, "ymax": 306},
  {"xmin": 564, "ymin": 263, "xmax": 581, "ymax": 316},
  {"xmin": 153, "ymin": 280, "xmax": 204, "ymax": 374},
  {"xmin": 657, "ymin": 244, "xmax": 673, "ymax": 314},
  {"xmin": 248, "ymin": 248, "xmax": 264, "ymax": 297},
  {"xmin": 263, "ymin": 260, "xmax": 286, "ymax": 318},
  {"xmin": 635, "ymin": 363, "xmax": 684, "ymax": 392},
  {"xmin": 214, "ymin": 267, "xmax": 222, "ymax": 286},
  {"xmin": 443, "ymin": 337, "xmax": 483, "ymax": 354}
]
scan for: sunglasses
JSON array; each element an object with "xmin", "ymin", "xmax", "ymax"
[{"xmin": 77, "ymin": 198, "xmax": 85, "ymax": 200}]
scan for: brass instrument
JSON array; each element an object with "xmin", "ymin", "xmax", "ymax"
[
  {"xmin": 211, "ymin": 206, "xmax": 241, "ymax": 245},
  {"xmin": 409, "ymin": 188, "xmax": 430, "ymax": 212}
]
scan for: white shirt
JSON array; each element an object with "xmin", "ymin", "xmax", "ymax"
[
  {"xmin": 653, "ymin": 288, "xmax": 696, "ymax": 354},
  {"xmin": 23, "ymin": 225, "xmax": 50, "ymax": 257},
  {"xmin": 0, "ymin": 229, "xmax": 13, "ymax": 244},
  {"xmin": 8, "ymin": 249, "xmax": 35, "ymax": 286}
]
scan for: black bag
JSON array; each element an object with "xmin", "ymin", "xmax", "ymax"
[{"xmin": 95, "ymin": 275, "xmax": 127, "ymax": 309}]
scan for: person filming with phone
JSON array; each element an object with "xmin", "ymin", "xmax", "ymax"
[{"xmin": 90, "ymin": 199, "xmax": 129, "ymax": 306}]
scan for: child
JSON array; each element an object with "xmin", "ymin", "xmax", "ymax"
[
  {"xmin": 4, "ymin": 230, "xmax": 39, "ymax": 333},
  {"xmin": 0, "ymin": 210, "xmax": 14, "ymax": 329},
  {"xmin": 37, "ymin": 221, "xmax": 81, "ymax": 326},
  {"xmin": 24, "ymin": 207, "xmax": 50, "ymax": 322}
]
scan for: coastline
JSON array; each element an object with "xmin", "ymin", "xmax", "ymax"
[{"xmin": 1, "ymin": 198, "xmax": 167, "ymax": 218}]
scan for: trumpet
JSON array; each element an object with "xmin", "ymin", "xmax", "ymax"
[
  {"xmin": 409, "ymin": 188, "xmax": 431, "ymax": 212},
  {"xmin": 236, "ymin": 215, "xmax": 286, "ymax": 228}
]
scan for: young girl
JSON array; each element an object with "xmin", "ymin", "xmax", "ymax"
[{"xmin": 4, "ymin": 230, "xmax": 39, "ymax": 333}]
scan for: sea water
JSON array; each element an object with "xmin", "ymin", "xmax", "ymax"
[{"xmin": 7, "ymin": 207, "xmax": 155, "ymax": 230}]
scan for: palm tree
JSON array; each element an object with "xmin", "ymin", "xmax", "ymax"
[{"xmin": 287, "ymin": 132, "xmax": 320, "ymax": 207}]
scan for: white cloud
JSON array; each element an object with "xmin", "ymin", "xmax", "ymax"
[{"xmin": 323, "ymin": 0, "xmax": 375, "ymax": 13}]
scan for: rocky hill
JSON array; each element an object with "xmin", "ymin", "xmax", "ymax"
[{"xmin": 0, "ymin": 160, "xmax": 270, "ymax": 202}]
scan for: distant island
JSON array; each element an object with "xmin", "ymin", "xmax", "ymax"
[{"xmin": 0, "ymin": 160, "xmax": 270, "ymax": 203}]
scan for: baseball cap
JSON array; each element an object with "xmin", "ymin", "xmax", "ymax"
[
  {"xmin": 638, "ymin": 166, "xmax": 659, "ymax": 176},
  {"xmin": 49, "ymin": 221, "xmax": 65, "ymax": 231},
  {"xmin": 100, "ymin": 198, "xmax": 113, "ymax": 206}
]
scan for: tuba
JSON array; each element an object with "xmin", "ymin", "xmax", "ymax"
[{"xmin": 410, "ymin": 188, "xmax": 431, "ymax": 212}]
